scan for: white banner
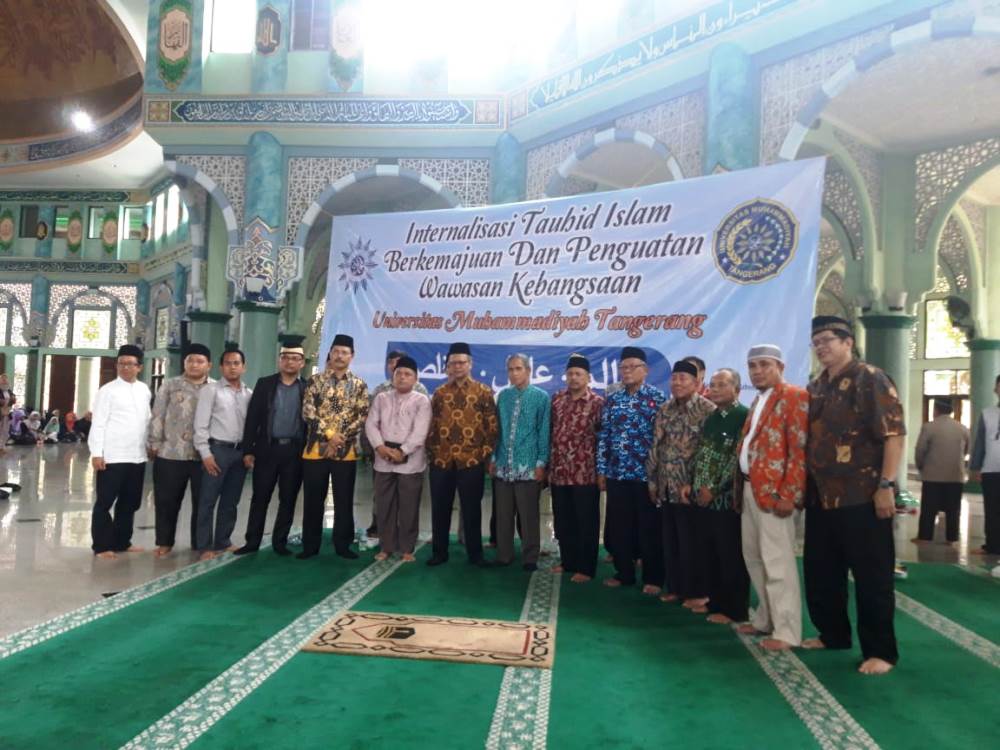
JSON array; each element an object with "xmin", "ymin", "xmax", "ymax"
[{"xmin": 321, "ymin": 158, "xmax": 825, "ymax": 398}]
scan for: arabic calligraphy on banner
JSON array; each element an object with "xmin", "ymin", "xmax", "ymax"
[
  {"xmin": 510, "ymin": 0, "xmax": 794, "ymax": 119},
  {"xmin": 320, "ymin": 159, "xmax": 825, "ymax": 399},
  {"xmin": 165, "ymin": 98, "xmax": 485, "ymax": 126}
]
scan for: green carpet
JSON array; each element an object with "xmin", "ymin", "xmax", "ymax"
[
  {"xmin": 0, "ymin": 540, "xmax": 369, "ymax": 750},
  {"xmin": 1, "ymin": 546, "xmax": 998, "ymax": 750}
]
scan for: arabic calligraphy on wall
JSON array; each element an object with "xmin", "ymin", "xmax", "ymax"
[
  {"xmin": 158, "ymin": 0, "xmax": 194, "ymax": 90},
  {"xmin": 509, "ymin": 0, "xmax": 794, "ymax": 121},
  {"xmin": 146, "ymin": 97, "xmax": 503, "ymax": 127}
]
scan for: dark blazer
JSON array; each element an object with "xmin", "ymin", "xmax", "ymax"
[{"xmin": 242, "ymin": 373, "xmax": 307, "ymax": 457}]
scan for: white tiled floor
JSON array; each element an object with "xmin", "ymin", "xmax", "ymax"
[{"xmin": 0, "ymin": 444, "xmax": 994, "ymax": 638}]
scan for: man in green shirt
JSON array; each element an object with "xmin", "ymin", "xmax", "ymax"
[{"xmin": 691, "ymin": 368, "xmax": 750, "ymax": 624}]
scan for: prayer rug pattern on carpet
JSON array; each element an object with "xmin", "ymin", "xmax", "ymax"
[{"xmin": 303, "ymin": 610, "xmax": 555, "ymax": 668}]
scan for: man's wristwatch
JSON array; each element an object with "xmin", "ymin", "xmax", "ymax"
[{"xmin": 878, "ymin": 478, "xmax": 897, "ymax": 490}]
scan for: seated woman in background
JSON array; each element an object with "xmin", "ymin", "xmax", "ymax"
[
  {"xmin": 42, "ymin": 415, "xmax": 60, "ymax": 443},
  {"xmin": 60, "ymin": 411, "xmax": 80, "ymax": 443},
  {"xmin": 17, "ymin": 411, "xmax": 43, "ymax": 445}
]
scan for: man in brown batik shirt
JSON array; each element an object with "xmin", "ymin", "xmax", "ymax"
[{"xmin": 803, "ymin": 315, "xmax": 905, "ymax": 675}]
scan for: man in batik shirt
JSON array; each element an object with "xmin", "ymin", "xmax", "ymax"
[
  {"xmin": 691, "ymin": 368, "xmax": 749, "ymax": 624},
  {"xmin": 299, "ymin": 333, "xmax": 369, "ymax": 559},
  {"xmin": 597, "ymin": 346, "xmax": 666, "ymax": 589},
  {"xmin": 647, "ymin": 359, "xmax": 716, "ymax": 605},
  {"xmin": 425, "ymin": 342, "xmax": 499, "ymax": 567},
  {"xmin": 550, "ymin": 354, "xmax": 604, "ymax": 582},
  {"xmin": 804, "ymin": 315, "xmax": 904, "ymax": 675}
]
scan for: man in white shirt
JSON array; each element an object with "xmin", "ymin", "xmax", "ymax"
[
  {"xmin": 193, "ymin": 348, "xmax": 253, "ymax": 560},
  {"xmin": 89, "ymin": 345, "xmax": 152, "ymax": 559}
]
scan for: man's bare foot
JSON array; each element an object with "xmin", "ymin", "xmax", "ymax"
[
  {"xmin": 570, "ymin": 573, "xmax": 591, "ymax": 583},
  {"xmin": 737, "ymin": 623, "xmax": 766, "ymax": 635},
  {"xmin": 95, "ymin": 550, "xmax": 118, "ymax": 560},
  {"xmin": 910, "ymin": 538, "xmax": 930, "ymax": 544},
  {"xmin": 486, "ymin": 542, "xmax": 497, "ymax": 549},
  {"xmin": 691, "ymin": 605, "xmax": 709, "ymax": 614},
  {"xmin": 641, "ymin": 584, "xmax": 662, "ymax": 595},
  {"xmin": 551, "ymin": 564, "xmax": 564, "ymax": 573},
  {"xmin": 970, "ymin": 547, "xmax": 988, "ymax": 555},
  {"xmin": 801, "ymin": 638, "xmax": 827, "ymax": 649},
  {"xmin": 858, "ymin": 657, "xmax": 894, "ymax": 675},
  {"xmin": 154, "ymin": 546, "xmax": 172, "ymax": 558},
  {"xmin": 760, "ymin": 638, "xmax": 794, "ymax": 651},
  {"xmin": 125, "ymin": 545, "xmax": 144, "ymax": 553},
  {"xmin": 683, "ymin": 597, "xmax": 708, "ymax": 609},
  {"xmin": 374, "ymin": 551, "xmax": 389, "ymax": 561},
  {"xmin": 224, "ymin": 545, "xmax": 238, "ymax": 552},
  {"xmin": 659, "ymin": 592, "xmax": 679, "ymax": 603},
  {"xmin": 706, "ymin": 613, "xmax": 732, "ymax": 624},
  {"xmin": 603, "ymin": 553, "xmax": 613, "ymax": 563},
  {"xmin": 199, "ymin": 551, "xmax": 217, "ymax": 561},
  {"xmin": 603, "ymin": 577, "xmax": 622, "ymax": 588},
  {"xmin": 401, "ymin": 553, "xmax": 416, "ymax": 562}
]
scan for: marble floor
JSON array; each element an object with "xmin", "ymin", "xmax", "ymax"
[{"xmin": 0, "ymin": 444, "xmax": 995, "ymax": 638}]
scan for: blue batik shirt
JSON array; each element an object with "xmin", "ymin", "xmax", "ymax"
[
  {"xmin": 493, "ymin": 384, "xmax": 551, "ymax": 481},
  {"xmin": 597, "ymin": 382, "xmax": 666, "ymax": 481}
]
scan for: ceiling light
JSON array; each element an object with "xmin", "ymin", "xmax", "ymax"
[{"xmin": 71, "ymin": 110, "xmax": 95, "ymax": 133}]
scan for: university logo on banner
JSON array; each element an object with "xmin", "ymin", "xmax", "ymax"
[{"xmin": 321, "ymin": 159, "xmax": 825, "ymax": 399}]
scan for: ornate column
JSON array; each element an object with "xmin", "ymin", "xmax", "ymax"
[
  {"xmin": 969, "ymin": 340, "xmax": 1000, "ymax": 430},
  {"xmin": 251, "ymin": 0, "xmax": 290, "ymax": 93},
  {"xmin": 75, "ymin": 357, "xmax": 94, "ymax": 414},
  {"xmin": 35, "ymin": 205, "xmax": 55, "ymax": 258},
  {"xmin": 187, "ymin": 311, "xmax": 232, "ymax": 371},
  {"xmin": 860, "ymin": 314, "xmax": 915, "ymax": 487},
  {"xmin": 229, "ymin": 132, "xmax": 302, "ymax": 386},
  {"xmin": 491, "ymin": 133, "xmax": 525, "ymax": 204},
  {"xmin": 705, "ymin": 43, "xmax": 756, "ymax": 173},
  {"xmin": 24, "ymin": 275, "xmax": 49, "ymax": 408}
]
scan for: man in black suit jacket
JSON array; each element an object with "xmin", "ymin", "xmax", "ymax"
[{"xmin": 235, "ymin": 337, "xmax": 308, "ymax": 556}]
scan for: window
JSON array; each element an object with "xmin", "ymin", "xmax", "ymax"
[
  {"xmin": 87, "ymin": 207, "xmax": 106, "ymax": 239},
  {"xmin": 18, "ymin": 205, "xmax": 38, "ymax": 238},
  {"xmin": 211, "ymin": 0, "xmax": 255, "ymax": 52},
  {"xmin": 924, "ymin": 299, "xmax": 970, "ymax": 359},
  {"xmin": 154, "ymin": 193, "xmax": 166, "ymax": 240},
  {"xmin": 123, "ymin": 207, "xmax": 145, "ymax": 240},
  {"xmin": 922, "ymin": 369, "xmax": 970, "ymax": 396},
  {"xmin": 155, "ymin": 307, "xmax": 170, "ymax": 349},
  {"xmin": 292, "ymin": 0, "xmax": 331, "ymax": 50},
  {"xmin": 166, "ymin": 185, "xmax": 180, "ymax": 236},
  {"xmin": 54, "ymin": 206, "xmax": 71, "ymax": 238}
]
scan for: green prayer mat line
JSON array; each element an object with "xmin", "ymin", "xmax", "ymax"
[
  {"xmin": 953, "ymin": 562, "xmax": 1000, "ymax": 581},
  {"xmin": 180, "ymin": 542, "xmax": 551, "ymax": 750},
  {"xmin": 0, "ymin": 543, "xmax": 250, "ymax": 660},
  {"xmin": 735, "ymin": 630, "xmax": 879, "ymax": 750},
  {"xmin": 122, "ymin": 545, "xmax": 423, "ymax": 750},
  {"xmin": 794, "ymin": 563, "xmax": 1000, "ymax": 749},
  {"xmin": 486, "ymin": 548, "xmax": 562, "ymax": 750},
  {"xmin": 0, "ymin": 535, "xmax": 368, "ymax": 750}
]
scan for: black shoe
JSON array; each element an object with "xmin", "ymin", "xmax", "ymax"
[
  {"xmin": 233, "ymin": 546, "xmax": 258, "ymax": 556},
  {"xmin": 426, "ymin": 556, "xmax": 448, "ymax": 567},
  {"xmin": 296, "ymin": 551, "xmax": 318, "ymax": 560},
  {"xmin": 336, "ymin": 548, "xmax": 359, "ymax": 560},
  {"xmin": 273, "ymin": 546, "xmax": 292, "ymax": 557},
  {"xmin": 523, "ymin": 563, "xmax": 538, "ymax": 572},
  {"xmin": 0, "ymin": 483, "xmax": 21, "ymax": 492},
  {"xmin": 366, "ymin": 525, "xmax": 378, "ymax": 538}
]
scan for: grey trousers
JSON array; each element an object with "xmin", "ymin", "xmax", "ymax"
[
  {"xmin": 196, "ymin": 443, "xmax": 247, "ymax": 551},
  {"xmin": 494, "ymin": 479, "xmax": 541, "ymax": 565},
  {"xmin": 373, "ymin": 470, "xmax": 422, "ymax": 554}
]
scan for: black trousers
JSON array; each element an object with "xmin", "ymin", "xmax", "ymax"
[
  {"xmin": 705, "ymin": 509, "xmax": 750, "ymax": 621},
  {"xmin": 301, "ymin": 459, "xmax": 357, "ymax": 554},
  {"xmin": 607, "ymin": 479, "xmax": 662, "ymax": 586},
  {"xmin": 982, "ymin": 473, "xmax": 1000, "ymax": 553},
  {"xmin": 244, "ymin": 442, "xmax": 303, "ymax": 550},
  {"xmin": 804, "ymin": 502, "xmax": 898, "ymax": 664},
  {"xmin": 153, "ymin": 457, "xmax": 203, "ymax": 548},
  {"xmin": 917, "ymin": 481, "xmax": 962, "ymax": 542},
  {"xmin": 551, "ymin": 484, "xmax": 600, "ymax": 577},
  {"xmin": 661, "ymin": 502, "xmax": 709, "ymax": 599},
  {"xmin": 91, "ymin": 462, "xmax": 146, "ymax": 554},
  {"xmin": 429, "ymin": 464, "xmax": 485, "ymax": 563}
]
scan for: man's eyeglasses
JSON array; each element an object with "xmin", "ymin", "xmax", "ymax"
[{"xmin": 811, "ymin": 336, "xmax": 840, "ymax": 348}]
